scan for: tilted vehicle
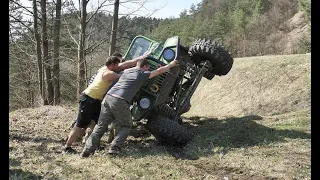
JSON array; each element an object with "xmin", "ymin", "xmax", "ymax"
[{"xmin": 122, "ymin": 35, "xmax": 234, "ymax": 147}]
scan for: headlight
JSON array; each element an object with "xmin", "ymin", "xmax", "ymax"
[
  {"xmin": 163, "ymin": 48, "xmax": 175, "ymax": 61},
  {"xmin": 139, "ymin": 98, "xmax": 151, "ymax": 109}
]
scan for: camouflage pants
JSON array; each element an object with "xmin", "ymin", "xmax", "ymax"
[{"xmin": 82, "ymin": 94, "xmax": 132, "ymax": 154}]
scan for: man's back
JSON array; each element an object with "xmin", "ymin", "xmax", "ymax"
[{"xmin": 107, "ymin": 67, "xmax": 151, "ymax": 103}]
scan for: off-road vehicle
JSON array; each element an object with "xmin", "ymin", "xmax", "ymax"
[{"xmin": 123, "ymin": 35, "xmax": 234, "ymax": 147}]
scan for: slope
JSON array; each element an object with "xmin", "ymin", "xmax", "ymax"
[{"xmin": 184, "ymin": 54, "xmax": 311, "ymax": 118}]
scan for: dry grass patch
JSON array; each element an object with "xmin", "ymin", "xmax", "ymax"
[
  {"xmin": 9, "ymin": 106, "xmax": 310, "ymax": 179},
  {"xmin": 185, "ymin": 54, "xmax": 311, "ymax": 118},
  {"xmin": 9, "ymin": 54, "xmax": 311, "ymax": 179}
]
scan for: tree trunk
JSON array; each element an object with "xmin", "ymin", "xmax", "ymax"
[
  {"xmin": 77, "ymin": 0, "xmax": 89, "ymax": 98},
  {"xmin": 41, "ymin": 0, "xmax": 54, "ymax": 105},
  {"xmin": 33, "ymin": 0, "xmax": 45, "ymax": 105},
  {"xmin": 108, "ymin": 0, "xmax": 119, "ymax": 56},
  {"xmin": 26, "ymin": 69, "xmax": 33, "ymax": 107},
  {"xmin": 52, "ymin": 0, "xmax": 62, "ymax": 105}
]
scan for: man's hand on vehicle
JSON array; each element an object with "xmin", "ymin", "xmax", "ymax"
[{"xmin": 169, "ymin": 60, "xmax": 179, "ymax": 67}]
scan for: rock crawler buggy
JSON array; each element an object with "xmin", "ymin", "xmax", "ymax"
[{"xmin": 122, "ymin": 35, "xmax": 234, "ymax": 147}]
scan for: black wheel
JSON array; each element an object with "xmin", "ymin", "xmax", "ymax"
[
  {"xmin": 188, "ymin": 39, "xmax": 234, "ymax": 79},
  {"xmin": 145, "ymin": 115, "xmax": 193, "ymax": 147}
]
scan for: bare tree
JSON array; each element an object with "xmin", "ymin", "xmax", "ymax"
[
  {"xmin": 109, "ymin": 0, "xmax": 119, "ymax": 55},
  {"xmin": 32, "ymin": 0, "xmax": 45, "ymax": 104},
  {"xmin": 52, "ymin": 0, "xmax": 62, "ymax": 105},
  {"xmin": 77, "ymin": 0, "xmax": 89, "ymax": 97},
  {"xmin": 41, "ymin": 0, "xmax": 54, "ymax": 105},
  {"xmin": 73, "ymin": 0, "xmax": 112, "ymax": 96},
  {"xmin": 67, "ymin": 0, "xmax": 161, "ymax": 98},
  {"xmin": 10, "ymin": 0, "xmax": 38, "ymax": 109},
  {"xmin": 108, "ymin": 0, "xmax": 163, "ymax": 54}
]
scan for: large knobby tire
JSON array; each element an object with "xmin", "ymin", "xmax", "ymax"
[
  {"xmin": 145, "ymin": 115, "xmax": 193, "ymax": 148},
  {"xmin": 188, "ymin": 39, "xmax": 234, "ymax": 79}
]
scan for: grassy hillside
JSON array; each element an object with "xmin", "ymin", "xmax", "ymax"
[
  {"xmin": 9, "ymin": 54, "xmax": 311, "ymax": 179},
  {"xmin": 185, "ymin": 54, "xmax": 311, "ymax": 118}
]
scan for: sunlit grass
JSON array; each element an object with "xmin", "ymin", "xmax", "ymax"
[{"xmin": 9, "ymin": 54, "xmax": 311, "ymax": 179}]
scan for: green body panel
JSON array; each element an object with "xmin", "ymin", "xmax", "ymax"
[
  {"xmin": 124, "ymin": 35, "xmax": 179, "ymax": 65},
  {"xmin": 123, "ymin": 35, "xmax": 180, "ymax": 121},
  {"xmin": 161, "ymin": 36, "xmax": 179, "ymax": 64}
]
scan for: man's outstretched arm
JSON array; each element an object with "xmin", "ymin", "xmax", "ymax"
[
  {"xmin": 117, "ymin": 50, "xmax": 151, "ymax": 70},
  {"xmin": 149, "ymin": 60, "xmax": 179, "ymax": 79}
]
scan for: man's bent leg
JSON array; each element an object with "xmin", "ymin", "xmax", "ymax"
[
  {"xmin": 64, "ymin": 94, "xmax": 91, "ymax": 153},
  {"xmin": 82, "ymin": 120, "xmax": 96, "ymax": 144},
  {"xmin": 81, "ymin": 104, "xmax": 113, "ymax": 157},
  {"xmin": 64, "ymin": 126, "xmax": 84, "ymax": 153},
  {"xmin": 106, "ymin": 123, "xmax": 121, "ymax": 144},
  {"xmin": 109, "ymin": 127, "xmax": 131, "ymax": 153},
  {"xmin": 108, "ymin": 99, "xmax": 132, "ymax": 154}
]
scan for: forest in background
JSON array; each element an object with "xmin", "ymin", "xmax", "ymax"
[{"xmin": 9, "ymin": 0, "xmax": 311, "ymax": 111}]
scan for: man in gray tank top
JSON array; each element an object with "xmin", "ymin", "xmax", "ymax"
[{"xmin": 81, "ymin": 58, "xmax": 179, "ymax": 157}]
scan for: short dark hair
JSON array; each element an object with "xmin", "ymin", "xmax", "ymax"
[
  {"xmin": 105, "ymin": 56, "xmax": 121, "ymax": 66},
  {"xmin": 112, "ymin": 52, "xmax": 123, "ymax": 58},
  {"xmin": 137, "ymin": 58, "xmax": 150, "ymax": 68}
]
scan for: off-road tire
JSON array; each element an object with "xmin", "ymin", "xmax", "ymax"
[
  {"xmin": 145, "ymin": 115, "xmax": 193, "ymax": 147},
  {"xmin": 188, "ymin": 39, "xmax": 234, "ymax": 79}
]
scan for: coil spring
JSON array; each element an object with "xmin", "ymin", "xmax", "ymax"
[{"xmin": 157, "ymin": 104, "xmax": 176, "ymax": 118}]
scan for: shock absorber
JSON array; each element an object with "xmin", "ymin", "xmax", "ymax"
[
  {"xmin": 174, "ymin": 61, "xmax": 211, "ymax": 120},
  {"xmin": 156, "ymin": 104, "xmax": 176, "ymax": 119}
]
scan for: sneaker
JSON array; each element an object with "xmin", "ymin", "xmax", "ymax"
[
  {"xmin": 63, "ymin": 147, "xmax": 77, "ymax": 154},
  {"xmin": 108, "ymin": 146, "xmax": 121, "ymax": 155},
  {"xmin": 97, "ymin": 145, "xmax": 105, "ymax": 151},
  {"xmin": 80, "ymin": 150, "xmax": 93, "ymax": 158}
]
